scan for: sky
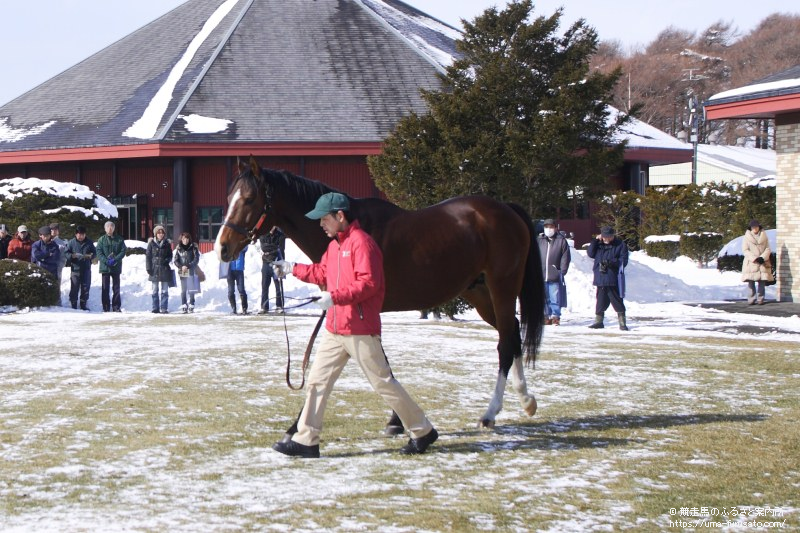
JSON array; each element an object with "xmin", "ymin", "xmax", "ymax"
[{"xmin": 0, "ymin": 1, "xmax": 795, "ymax": 107}]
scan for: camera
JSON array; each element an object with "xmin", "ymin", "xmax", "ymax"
[{"xmin": 599, "ymin": 260, "xmax": 609, "ymax": 273}]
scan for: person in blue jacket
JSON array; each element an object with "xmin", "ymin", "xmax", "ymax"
[
  {"xmin": 227, "ymin": 247, "xmax": 248, "ymax": 314},
  {"xmin": 587, "ymin": 225, "xmax": 629, "ymax": 330},
  {"xmin": 31, "ymin": 225, "xmax": 61, "ymax": 278}
]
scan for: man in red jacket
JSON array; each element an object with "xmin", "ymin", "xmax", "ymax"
[{"xmin": 271, "ymin": 192, "xmax": 438, "ymax": 458}]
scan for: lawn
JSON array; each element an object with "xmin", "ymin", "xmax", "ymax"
[{"xmin": 1, "ymin": 310, "xmax": 797, "ymax": 531}]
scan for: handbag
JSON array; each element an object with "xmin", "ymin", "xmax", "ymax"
[
  {"xmin": 195, "ymin": 265, "xmax": 206, "ymax": 283},
  {"xmin": 168, "ymin": 269, "xmax": 177, "ymax": 288}
]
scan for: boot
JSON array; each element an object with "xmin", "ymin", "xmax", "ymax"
[
  {"xmin": 229, "ymin": 296, "xmax": 237, "ymax": 315},
  {"xmin": 551, "ymin": 316, "xmax": 560, "ymax": 326},
  {"xmin": 241, "ymin": 294, "xmax": 248, "ymax": 315},
  {"xmin": 618, "ymin": 312, "xmax": 629, "ymax": 331},
  {"xmin": 588, "ymin": 314, "xmax": 604, "ymax": 329}
]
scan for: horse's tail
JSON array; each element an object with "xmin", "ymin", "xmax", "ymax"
[{"xmin": 506, "ymin": 203, "xmax": 546, "ymax": 368}]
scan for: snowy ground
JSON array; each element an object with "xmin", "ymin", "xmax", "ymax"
[{"xmin": 1, "ymin": 243, "xmax": 798, "ymax": 531}]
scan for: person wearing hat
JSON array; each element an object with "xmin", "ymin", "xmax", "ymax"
[
  {"xmin": 587, "ymin": 225, "xmax": 629, "ymax": 330},
  {"xmin": 49, "ymin": 223, "xmax": 70, "ymax": 294},
  {"xmin": 96, "ymin": 221, "xmax": 126, "ymax": 312},
  {"xmin": 7, "ymin": 225, "xmax": 33, "ymax": 262},
  {"xmin": 741, "ymin": 219, "xmax": 773, "ymax": 305},
  {"xmin": 66, "ymin": 225, "xmax": 97, "ymax": 310},
  {"xmin": 537, "ymin": 219, "xmax": 571, "ymax": 326},
  {"xmin": 31, "ymin": 225, "xmax": 62, "ymax": 279},
  {"xmin": 270, "ymin": 192, "xmax": 438, "ymax": 458},
  {"xmin": 0, "ymin": 224, "xmax": 11, "ymax": 260},
  {"xmin": 145, "ymin": 224, "xmax": 174, "ymax": 313}
]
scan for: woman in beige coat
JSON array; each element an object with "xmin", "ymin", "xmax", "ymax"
[{"xmin": 741, "ymin": 219, "xmax": 774, "ymax": 304}]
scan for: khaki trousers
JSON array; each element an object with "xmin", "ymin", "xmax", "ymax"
[{"xmin": 292, "ymin": 331, "xmax": 433, "ymax": 446}]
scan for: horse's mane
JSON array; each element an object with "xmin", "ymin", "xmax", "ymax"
[{"xmin": 263, "ymin": 168, "xmax": 338, "ymax": 209}]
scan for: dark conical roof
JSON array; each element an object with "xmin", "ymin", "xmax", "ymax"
[{"xmin": 0, "ymin": 0, "xmax": 459, "ymax": 151}]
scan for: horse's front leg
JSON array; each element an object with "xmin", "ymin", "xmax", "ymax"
[{"xmin": 479, "ymin": 368, "xmax": 509, "ymax": 429}]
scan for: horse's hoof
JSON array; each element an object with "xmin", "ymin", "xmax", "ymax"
[
  {"xmin": 477, "ymin": 419, "xmax": 495, "ymax": 430},
  {"xmin": 383, "ymin": 425, "xmax": 405, "ymax": 436},
  {"xmin": 280, "ymin": 433, "xmax": 294, "ymax": 444},
  {"xmin": 524, "ymin": 398, "xmax": 538, "ymax": 417}
]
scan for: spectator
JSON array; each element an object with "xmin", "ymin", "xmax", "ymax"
[
  {"xmin": 96, "ymin": 221, "xmax": 126, "ymax": 312},
  {"xmin": 587, "ymin": 226, "xmax": 629, "ymax": 330},
  {"xmin": 0, "ymin": 224, "xmax": 11, "ymax": 259},
  {"xmin": 173, "ymin": 231, "xmax": 200, "ymax": 313},
  {"xmin": 146, "ymin": 225, "xmax": 174, "ymax": 314},
  {"xmin": 258, "ymin": 226, "xmax": 285, "ymax": 313},
  {"xmin": 31, "ymin": 225, "xmax": 62, "ymax": 278},
  {"xmin": 227, "ymin": 247, "xmax": 248, "ymax": 314},
  {"xmin": 7, "ymin": 225, "xmax": 33, "ymax": 261},
  {"xmin": 741, "ymin": 219, "xmax": 773, "ymax": 305},
  {"xmin": 270, "ymin": 192, "xmax": 437, "ymax": 458},
  {"xmin": 66, "ymin": 225, "xmax": 96, "ymax": 310},
  {"xmin": 49, "ymin": 222, "xmax": 70, "ymax": 305},
  {"xmin": 537, "ymin": 219, "xmax": 571, "ymax": 325}
]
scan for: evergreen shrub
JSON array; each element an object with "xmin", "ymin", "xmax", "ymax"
[
  {"xmin": 680, "ymin": 233, "xmax": 724, "ymax": 267},
  {"xmin": 643, "ymin": 237, "xmax": 680, "ymax": 261},
  {"xmin": 0, "ymin": 259, "xmax": 60, "ymax": 308}
]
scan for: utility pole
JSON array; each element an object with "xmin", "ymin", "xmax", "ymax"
[{"xmin": 688, "ymin": 95, "xmax": 699, "ymax": 185}]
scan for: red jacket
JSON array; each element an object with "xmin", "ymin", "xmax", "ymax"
[
  {"xmin": 7, "ymin": 235, "xmax": 33, "ymax": 262},
  {"xmin": 294, "ymin": 220, "xmax": 384, "ymax": 335}
]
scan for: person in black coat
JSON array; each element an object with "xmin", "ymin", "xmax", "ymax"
[
  {"xmin": 587, "ymin": 226, "xmax": 629, "ymax": 330},
  {"xmin": 66, "ymin": 225, "xmax": 97, "ymax": 310},
  {"xmin": 258, "ymin": 226, "xmax": 285, "ymax": 313},
  {"xmin": 0, "ymin": 224, "xmax": 11, "ymax": 259},
  {"xmin": 146, "ymin": 225, "xmax": 174, "ymax": 313},
  {"xmin": 173, "ymin": 232, "xmax": 201, "ymax": 313}
]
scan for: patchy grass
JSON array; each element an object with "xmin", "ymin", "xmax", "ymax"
[{"xmin": 0, "ymin": 311, "xmax": 798, "ymax": 531}]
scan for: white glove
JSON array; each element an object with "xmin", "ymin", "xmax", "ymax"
[
  {"xmin": 316, "ymin": 291, "xmax": 333, "ymax": 311},
  {"xmin": 271, "ymin": 260, "xmax": 294, "ymax": 278}
]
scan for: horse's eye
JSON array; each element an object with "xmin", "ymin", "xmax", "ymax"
[{"xmin": 244, "ymin": 197, "xmax": 255, "ymax": 206}]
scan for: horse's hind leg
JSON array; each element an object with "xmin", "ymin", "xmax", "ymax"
[
  {"xmin": 384, "ymin": 411, "xmax": 405, "ymax": 436},
  {"xmin": 510, "ymin": 353, "xmax": 537, "ymax": 416}
]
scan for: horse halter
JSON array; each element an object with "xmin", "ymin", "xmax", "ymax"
[{"xmin": 222, "ymin": 175, "xmax": 273, "ymax": 243}]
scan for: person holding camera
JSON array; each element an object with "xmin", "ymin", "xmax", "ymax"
[
  {"xmin": 66, "ymin": 225, "xmax": 96, "ymax": 310},
  {"xmin": 96, "ymin": 221, "xmax": 126, "ymax": 312},
  {"xmin": 587, "ymin": 226, "xmax": 629, "ymax": 330}
]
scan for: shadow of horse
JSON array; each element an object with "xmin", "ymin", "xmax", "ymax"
[{"xmin": 320, "ymin": 412, "xmax": 768, "ymax": 457}]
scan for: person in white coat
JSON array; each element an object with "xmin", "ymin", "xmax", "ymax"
[{"xmin": 741, "ymin": 219, "xmax": 773, "ymax": 305}]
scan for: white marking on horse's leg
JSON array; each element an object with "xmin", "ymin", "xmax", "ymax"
[
  {"xmin": 214, "ymin": 190, "xmax": 241, "ymax": 260},
  {"xmin": 510, "ymin": 356, "xmax": 537, "ymax": 416},
  {"xmin": 479, "ymin": 370, "xmax": 507, "ymax": 428}
]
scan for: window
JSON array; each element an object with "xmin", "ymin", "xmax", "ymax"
[
  {"xmin": 153, "ymin": 208, "xmax": 174, "ymax": 238},
  {"xmin": 198, "ymin": 207, "xmax": 224, "ymax": 241}
]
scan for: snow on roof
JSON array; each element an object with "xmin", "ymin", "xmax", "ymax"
[
  {"xmin": 608, "ymin": 107, "xmax": 688, "ymax": 150},
  {"xmin": 362, "ymin": 0, "xmax": 460, "ymax": 71},
  {"xmin": 708, "ymin": 77, "xmax": 800, "ymax": 102},
  {"xmin": 123, "ymin": 0, "xmax": 242, "ymax": 140},
  {"xmin": 697, "ymin": 144, "xmax": 775, "ymax": 179}
]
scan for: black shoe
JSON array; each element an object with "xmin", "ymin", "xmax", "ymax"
[
  {"xmin": 272, "ymin": 440, "xmax": 320, "ymax": 458},
  {"xmin": 258, "ymin": 309, "xmax": 269, "ymax": 315},
  {"xmin": 400, "ymin": 428, "xmax": 438, "ymax": 455},
  {"xmin": 151, "ymin": 309, "xmax": 160, "ymax": 314},
  {"xmin": 112, "ymin": 308, "xmax": 121, "ymax": 312},
  {"xmin": 161, "ymin": 309, "xmax": 169, "ymax": 314},
  {"xmin": 71, "ymin": 303, "xmax": 78, "ymax": 310},
  {"xmin": 80, "ymin": 305, "xmax": 89, "ymax": 311}
]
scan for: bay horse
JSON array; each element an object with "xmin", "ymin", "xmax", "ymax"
[{"xmin": 216, "ymin": 158, "xmax": 545, "ymax": 433}]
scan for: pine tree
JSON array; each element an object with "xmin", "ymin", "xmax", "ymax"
[{"xmin": 368, "ymin": 0, "xmax": 627, "ymax": 217}]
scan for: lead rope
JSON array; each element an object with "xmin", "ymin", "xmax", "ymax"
[{"xmin": 285, "ymin": 309, "xmax": 326, "ymax": 390}]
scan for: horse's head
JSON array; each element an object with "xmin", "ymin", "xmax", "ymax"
[{"xmin": 215, "ymin": 156, "xmax": 272, "ymax": 262}]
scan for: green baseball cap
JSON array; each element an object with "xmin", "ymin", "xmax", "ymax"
[{"xmin": 305, "ymin": 192, "xmax": 350, "ymax": 219}]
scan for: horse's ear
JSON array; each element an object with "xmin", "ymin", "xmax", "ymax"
[
  {"xmin": 237, "ymin": 156, "xmax": 246, "ymax": 173},
  {"xmin": 249, "ymin": 155, "xmax": 259, "ymax": 176}
]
